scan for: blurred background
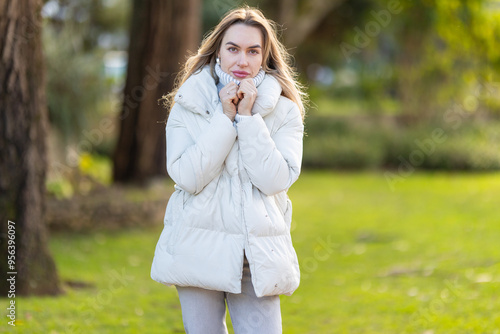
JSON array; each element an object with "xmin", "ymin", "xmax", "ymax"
[
  {"xmin": 38, "ymin": 0, "xmax": 500, "ymax": 197},
  {"xmin": 1, "ymin": 0, "xmax": 500, "ymax": 332}
]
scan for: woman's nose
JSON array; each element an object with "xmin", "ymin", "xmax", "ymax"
[{"xmin": 237, "ymin": 53, "xmax": 248, "ymax": 67}]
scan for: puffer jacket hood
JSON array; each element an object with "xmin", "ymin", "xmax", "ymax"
[{"xmin": 151, "ymin": 65, "xmax": 303, "ymax": 297}]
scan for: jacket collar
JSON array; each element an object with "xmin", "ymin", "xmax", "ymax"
[{"xmin": 174, "ymin": 65, "xmax": 282, "ymax": 118}]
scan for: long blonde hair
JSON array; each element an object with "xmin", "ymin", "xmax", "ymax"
[{"xmin": 162, "ymin": 6, "xmax": 307, "ymax": 120}]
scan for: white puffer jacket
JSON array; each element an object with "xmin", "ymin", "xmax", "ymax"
[{"xmin": 150, "ymin": 65, "xmax": 303, "ymax": 297}]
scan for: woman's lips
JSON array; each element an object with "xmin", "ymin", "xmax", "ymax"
[{"xmin": 232, "ymin": 71, "xmax": 249, "ymax": 78}]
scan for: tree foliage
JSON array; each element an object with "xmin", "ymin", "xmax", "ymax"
[
  {"xmin": 299, "ymin": 0, "xmax": 500, "ymax": 119},
  {"xmin": 43, "ymin": 0, "xmax": 131, "ymax": 143}
]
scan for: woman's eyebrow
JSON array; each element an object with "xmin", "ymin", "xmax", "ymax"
[{"xmin": 225, "ymin": 41, "xmax": 262, "ymax": 49}]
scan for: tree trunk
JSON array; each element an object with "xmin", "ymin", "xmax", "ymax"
[
  {"xmin": 113, "ymin": 0, "xmax": 201, "ymax": 183},
  {"xmin": 0, "ymin": 0, "xmax": 62, "ymax": 296}
]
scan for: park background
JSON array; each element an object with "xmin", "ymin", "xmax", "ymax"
[{"xmin": 1, "ymin": 0, "xmax": 500, "ymax": 333}]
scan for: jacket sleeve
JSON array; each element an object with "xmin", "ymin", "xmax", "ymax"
[
  {"xmin": 236, "ymin": 103, "xmax": 304, "ymax": 196},
  {"xmin": 166, "ymin": 105, "xmax": 237, "ymax": 194}
]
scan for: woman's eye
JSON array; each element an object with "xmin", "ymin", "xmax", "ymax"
[
  {"xmin": 249, "ymin": 49, "xmax": 259, "ymax": 55},
  {"xmin": 228, "ymin": 47, "xmax": 237, "ymax": 52}
]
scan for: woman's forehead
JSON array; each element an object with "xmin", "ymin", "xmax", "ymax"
[{"xmin": 222, "ymin": 24, "xmax": 263, "ymax": 47}]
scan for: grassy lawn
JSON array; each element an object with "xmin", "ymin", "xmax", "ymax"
[
  {"xmin": 3, "ymin": 171, "xmax": 500, "ymax": 333},
  {"xmin": 308, "ymin": 97, "xmax": 401, "ymax": 117}
]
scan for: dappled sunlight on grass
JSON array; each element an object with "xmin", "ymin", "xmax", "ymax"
[
  {"xmin": 284, "ymin": 171, "xmax": 500, "ymax": 333},
  {"xmin": 2, "ymin": 171, "xmax": 500, "ymax": 333}
]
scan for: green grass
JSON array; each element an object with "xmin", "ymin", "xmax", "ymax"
[
  {"xmin": 3, "ymin": 171, "xmax": 500, "ymax": 333},
  {"xmin": 308, "ymin": 97, "xmax": 401, "ymax": 116}
]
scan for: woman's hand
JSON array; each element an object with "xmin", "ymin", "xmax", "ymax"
[
  {"xmin": 219, "ymin": 82, "xmax": 239, "ymax": 122},
  {"xmin": 236, "ymin": 79, "xmax": 258, "ymax": 116}
]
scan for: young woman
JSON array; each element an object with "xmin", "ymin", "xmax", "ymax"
[{"xmin": 151, "ymin": 6, "xmax": 307, "ymax": 333}]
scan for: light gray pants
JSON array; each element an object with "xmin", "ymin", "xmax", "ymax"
[{"xmin": 176, "ymin": 259, "xmax": 282, "ymax": 334}]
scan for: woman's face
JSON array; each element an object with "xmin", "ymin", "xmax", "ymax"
[{"xmin": 218, "ymin": 23, "xmax": 264, "ymax": 80}]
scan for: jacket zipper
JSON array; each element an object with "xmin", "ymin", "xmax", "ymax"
[{"xmin": 238, "ymin": 143, "xmax": 251, "ymax": 266}]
